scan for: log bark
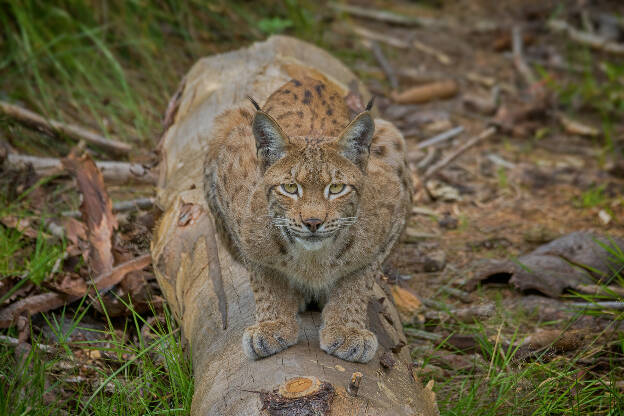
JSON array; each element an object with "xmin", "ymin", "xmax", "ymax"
[{"xmin": 151, "ymin": 35, "xmax": 439, "ymax": 416}]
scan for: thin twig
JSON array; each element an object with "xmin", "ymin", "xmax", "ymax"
[
  {"xmin": 0, "ymin": 101, "xmax": 131, "ymax": 154},
  {"xmin": 370, "ymin": 41, "xmax": 399, "ymax": 89},
  {"xmin": 424, "ymin": 126, "xmax": 497, "ymax": 179}
]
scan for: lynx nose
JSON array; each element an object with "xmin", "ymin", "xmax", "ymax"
[{"xmin": 303, "ymin": 218, "xmax": 323, "ymax": 233}]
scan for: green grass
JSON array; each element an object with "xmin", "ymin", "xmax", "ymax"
[
  {"xmin": 409, "ymin": 248, "xmax": 624, "ymax": 416},
  {"xmin": 574, "ymin": 184, "xmax": 607, "ymax": 209},
  {"xmin": 413, "ymin": 309, "xmax": 624, "ymax": 415},
  {"xmin": 0, "ymin": 300, "xmax": 192, "ymax": 415},
  {"xmin": 0, "ymin": 0, "xmax": 324, "ymax": 156},
  {"xmin": 0, "ymin": 2, "xmax": 329, "ymax": 414},
  {"xmin": 541, "ymin": 44, "xmax": 624, "ymax": 159}
]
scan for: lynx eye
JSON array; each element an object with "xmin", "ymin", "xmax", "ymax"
[
  {"xmin": 281, "ymin": 183, "xmax": 298, "ymax": 194},
  {"xmin": 328, "ymin": 183, "xmax": 346, "ymax": 194}
]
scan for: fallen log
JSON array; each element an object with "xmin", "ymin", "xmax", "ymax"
[{"xmin": 151, "ymin": 35, "xmax": 439, "ymax": 415}]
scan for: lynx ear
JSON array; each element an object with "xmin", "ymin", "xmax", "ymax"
[
  {"xmin": 252, "ymin": 109, "xmax": 288, "ymax": 169},
  {"xmin": 337, "ymin": 111, "xmax": 375, "ymax": 169}
]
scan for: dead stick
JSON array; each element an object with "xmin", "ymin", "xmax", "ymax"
[
  {"xmin": 572, "ymin": 284, "xmax": 624, "ymax": 299},
  {"xmin": 62, "ymin": 197, "xmax": 154, "ymax": 218},
  {"xmin": 0, "ymin": 254, "xmax": 152, "ymax": 328},
  {"xmin": 424, "ymin": 127, "xmax": 497, "ymax": 179},
  {"xmin": 417, "ymin": 126, "xmax": 464, "ymax": 149},
  {"xmin": 569, "ymin": 301, "xmax": 624, "ymax": 310},
  {"xmin": 351, "ymin": 24, "xmax": 408, "ymax": 48},
  {"xmin": 549, "ymin": 19, "xmax": 624, "ymax": 55},
  {"xmin": 5, "ymin": 153, "xmax": 156, "ymax": 184},
  {"xmin": 329, "ymin": 2, "xmax": 437, "ymax": 27},
  {"xmin": 0, "ymin": 334, "xmax": 55, "ymax": 353},
  {"xmin": 0, "ymin": 101, "xmax": 131, "ymax": 154},
  {"xmin": 371, "ymin": 41, "xmax": 399, "ymax": 89},
  {"xmin": 512, "ymin": 26, "xmax": 536, "ymax": 86},
  {"xmin": 351, "ymin": 25, "xmax": 451, "ymax": 65}
]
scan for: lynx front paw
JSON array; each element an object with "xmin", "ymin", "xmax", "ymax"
[
  {"xmin": 319, "ymin": 325, "xmax": 378, "ymax": 363},
  {"xmin": 242, "ymin": 320, "xmax": 299, "ymax": 360}
]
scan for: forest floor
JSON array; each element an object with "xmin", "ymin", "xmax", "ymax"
[{"xmin": 1, "ymin": 0, "xmax": 623, "ymax": 415}]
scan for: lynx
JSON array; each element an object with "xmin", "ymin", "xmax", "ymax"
[{"xmin": 204, "ymin": 73, "xmax": 411, "ymax": 363}]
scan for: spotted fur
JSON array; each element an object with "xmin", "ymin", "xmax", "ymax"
[{"xmin": 204, "ymin": 74, "xmax": 412, "ymax": 363}]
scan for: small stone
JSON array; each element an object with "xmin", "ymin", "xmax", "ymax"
[
  {"xmin": 427, "ymin": 180, "xmax": 462, "ymax": 202},
  {"xmin": 598, "ymin": 210, "xmax": 611, "ymax": 225},
  {"xmin": 423, "ymin": 250, "xmax": 446, "ymax": 272},
  {"xmin": 438, "ymin": 213, "xmax": 458, "ymax": 230},
  {"xmin": 523, "ymin": 225, "xmax": 559, "ymax": 244}
]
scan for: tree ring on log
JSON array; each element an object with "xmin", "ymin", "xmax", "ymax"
[{"xmin": 278, "ymin": 376, "xmax": 321, "ymax": 398}]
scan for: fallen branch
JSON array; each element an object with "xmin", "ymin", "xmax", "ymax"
[
  {"xmin": 572, "ymin": 284, "xmax": 624, "ymax": 299},
  {"xmin": 4, "ymin": 153, "xmax": 156, "ymax": 184},
  {"xmin": 417, "ymin": 126, "xmax": 464, "ymax": 149},
  {"xmin": 0, "ymin": 101, "xmax": 131, "ymax": 154},
  {"xmin": 0, "ymin": 254, "xmax": 152, "ymax": 328},
  {"xmin": 556, "ymin": 113, "xmax": 600, "ymax": 137},
  {"xmin": 424, "ymin": 126, "xmax": 497, "ymax": 179},
  {"xmin": 351, "ymin": 24, "xmax": 451, "ymax": 64},
  {"xmin": 330, "ymin": 2, "xmax": 438, "ymax": 27},
  {"xmin": 408, "ymin": 33, "xmax": 452, "ymax": 65},
  {"xmin": 549, "ymin": 19, "xmax": 624, "ymax": 55},
  {"xmin": 371, "ymin": 41, "xmax": 399, "ymax": 89},
  {"xmin": 569, "ymin": 301, "xmax": 624, "ymax": 310},
  {"xmin": 62, "ymin": 197, "xmax": 154, "ymax": 218}
]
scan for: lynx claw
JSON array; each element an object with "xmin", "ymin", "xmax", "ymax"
[
  {"xmin": 319, "ymin": 325, "xmax": 378, "ymax": 363},
  {"xmin": 242, "ymin": 320, "xmax": 299, "ymax": 360}
]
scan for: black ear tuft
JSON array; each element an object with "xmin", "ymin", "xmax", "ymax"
[
  {"xmin": 365, "ymin": 96, "xmax": 375, "ymax": 111},
  {"xmin": 248, "ymin": 96, "xmax": 261, "ymax": 111},
  {"xmin": 252, "ymin": 111, "xmax": 288, "ymax": 169},
  {"xmin": 337, "ymin": 111, "xmax": 375, "ymax": 170}
]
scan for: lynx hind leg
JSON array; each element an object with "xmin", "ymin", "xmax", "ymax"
[
  {"xmin": 319, "ymin": 272, "xmax": 378, "ymax": 363},
  {"xmin": 243, "ymin": 270, "xmax": 301, "ymax": 360}
]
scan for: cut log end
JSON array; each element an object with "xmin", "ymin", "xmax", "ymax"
[{"xmin": 261, "ymin": 377, "xmax": 335, "ymax": 415}]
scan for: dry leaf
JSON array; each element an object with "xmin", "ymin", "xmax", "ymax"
[
  {"xmin": 62, "ymin": 150, "xmax": 117, "ymax": 276},
  {"xmin": 391, "ymin": 285, "xmax": 422, "ymax": 323}
]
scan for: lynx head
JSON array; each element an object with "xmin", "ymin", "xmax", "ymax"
[{"xmin": 250, "ymin": 97, "xmax": 375, "ymax": 251}]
